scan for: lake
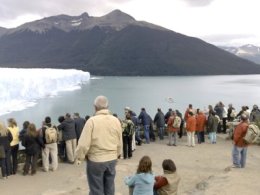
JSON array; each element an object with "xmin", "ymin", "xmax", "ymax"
[{"xmin": 1, "ymin": 75, "xmax": 260, "ymax": 128}]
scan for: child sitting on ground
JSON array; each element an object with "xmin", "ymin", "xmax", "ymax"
[
  {"xmin": 154, "ymin": 159, "xmax": 180, "ymax": 195},
  {"xmin": 124, "ymin": 155, "xmax": 155, "ymax": 195}
]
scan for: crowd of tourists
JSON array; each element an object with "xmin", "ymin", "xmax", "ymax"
[
  {"xmin": 0, "ymin": 113, "xmax": 88, "ymax": 178},
  {"xmin": 121, "ymin": 102, "xmax": 260, "ymax": 149},
  {"xmin": 0, "ymin": 96, "xmax": 259, "ymax": 194}
]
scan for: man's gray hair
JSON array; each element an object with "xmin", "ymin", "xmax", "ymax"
[{"xmin": 94, "ymin": 95, "xmax": 109, "ymax": 110}]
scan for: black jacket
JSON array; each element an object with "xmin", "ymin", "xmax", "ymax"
[
  {"xmin": 0, "ymin": 131, "xmax": 13, "ymax": 152},
  {"xmin": 23, "ymin": 134, "xmax": 44, "ymax": 155},
  {"xmin": 60, "ymin": 118, "xmax": 77, "ymax": 141},
  {"xmin": 154, "ymin": 111, "xmax": 165, "ymax": 128},
  {"xmin": 74, "ymin": 117, "xmax": 86, "ymax": 140}
]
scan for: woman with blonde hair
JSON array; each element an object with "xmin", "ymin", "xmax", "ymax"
[
  {"xmin": 7, "ymin": 118, "xmax": 19, "ymax": 175},
  {"xmin": 0, "ymin": 121, "xmax": 13, "ymax": 179}
]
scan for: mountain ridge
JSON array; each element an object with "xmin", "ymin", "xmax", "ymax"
[
  {"xmin": 1, "ymin": 9, "xmax": 167, "ymax": 35},
  {"xmin": 220, "ymin": 44, "xmax": 260, "ymax": 64},
  {"xmin": 0, "ymin": 10, "xmax": 260, "ymax": 76}
]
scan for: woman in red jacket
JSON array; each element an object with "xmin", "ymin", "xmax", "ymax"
[{"xmin": 186, "ymin": 111, "xmax": 196, "ymax": 147}]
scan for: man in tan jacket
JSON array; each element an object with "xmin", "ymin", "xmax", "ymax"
[{"xmin": 75, "ymin": 95, "xmax": 122, "ymax": 195}]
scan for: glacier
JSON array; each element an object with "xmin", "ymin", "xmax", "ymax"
[{"xmin": 0, "ymin": 68, "xmax": 90, "ymax": 116}]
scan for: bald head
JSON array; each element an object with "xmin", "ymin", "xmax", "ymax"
[{"xmin": 94, "ymin": 95, "xmax": 109, "ymax": 111}]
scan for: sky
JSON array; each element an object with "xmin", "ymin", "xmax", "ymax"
[{"xmin": 0, "ymin": 0, "xmax": 259, "ymax": 46}]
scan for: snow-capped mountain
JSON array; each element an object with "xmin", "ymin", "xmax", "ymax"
[{"xmin": 220, "ymin": 44, "xmax": 260, "ymax": 64}]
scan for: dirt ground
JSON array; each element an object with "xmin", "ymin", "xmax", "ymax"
[{"xmin": 1, "ymin": 134, "xmax": 260, "ymax": 195}]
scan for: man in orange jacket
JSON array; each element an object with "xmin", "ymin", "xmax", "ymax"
[
  {"xmin": 196, "ymin": 110, "xmax": 206, "ymax": 144},
  {"xmin": 232, "ymin": 114, "xmax": 249, "ymax": 168},
  {"xmin": 186, "ymin": 111, "xmax": 196, "ymax": 147}
]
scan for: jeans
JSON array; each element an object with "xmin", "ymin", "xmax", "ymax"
[
  {"xmin": 178, "ymin": 121, "xmax": 184, "ymax": 138},
  {"xmin": 168, "ymin": 131, "xmax": 177, "ymax": 145},
  {"xmin": 87, "ymin": 159, "xmax": 117, "ymax": 195},
  {"xmin": 158, "ymin": 127, "xmax": 164, "ymax": 140},
  {"xmin": 11, "ymin": 144, "xmax": 19, "ymax": 174},
  {"xmin": 0, "ymin": 149, "xmax": 11, "ymax": 177},
  {"xmin": 209, "ymin": 132, "xmax": 217, "ymax": 143},
  {"xmin": 135, "ymin": 127, "xmax": 142, "ymax": 144},
  {"xmin": 232, "ymin": 145, "xmax": 247, "ymax": 168},
  {"xmin": 222, "ymin": 118, "xmax": 227, "ymax": 133},
  {"xmin": 123, "ymin": 135, "xmax": 133, "ymax": 159},
  {"xmin": 144, "ymin": 125, "xmax": 150, "ymax": 144},
  {"xmin": 197, "ymin": 131, "xmax": 205, "ymax": 143},
  {"xmin": 24, "ymin": 152, "xmax": 39, "ymax": 174},
  {"xmin": 58, "ymin": 141, "xmax": 67, "ymax": 161}
]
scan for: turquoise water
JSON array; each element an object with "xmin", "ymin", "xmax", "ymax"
[{"xmin": 1, "ymin": 75, "xmax": 260, "ymax": 128}]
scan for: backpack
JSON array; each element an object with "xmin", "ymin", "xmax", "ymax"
[
  {"xmin": 45, "ymin": 125, "xmax": 58, "ymax": 144},
  {"xmin": 230, "ymin": 109, "xmax": 237, "ymax": 118},
  {"xmin": 172, "ymin": 116, "xmax": 181, "ymax": 128},
  {"xmin": 243, "ymin": 124, "xmax": 260, "ymax": 144}
]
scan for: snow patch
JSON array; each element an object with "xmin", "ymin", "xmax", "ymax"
[
  {"xmin": 237, "ymin": 49, "xmax": 249, "ymax": 54},
  {"xmin": 71, "ymin": 18, "xmax": 83, "ymax": 26},
  {"xmin": 71, "ymin": 22, "xmax": 81, "ymax": 26}
]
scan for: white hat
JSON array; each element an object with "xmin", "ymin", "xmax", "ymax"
[{"xmin": 125, "ymin": 106, "xmax": 131, "ymax": 111}]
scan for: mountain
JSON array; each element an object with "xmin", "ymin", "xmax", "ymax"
[
  {"xmin": 1, "ymin": 10, "xmax": 260, "ymax": 76},
  {"xmin": 220, "ymin": 44, "xmax": 260, "ymax": 65}
]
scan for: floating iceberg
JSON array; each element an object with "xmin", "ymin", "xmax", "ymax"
[{"xmin": 0, "ymin": 68, "xmax": 90, "ymax": 116}]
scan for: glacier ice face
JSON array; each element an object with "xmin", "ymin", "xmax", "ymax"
[{"xmin": 0, "ymin": 68, "xmax": 90, "ymax": 116}]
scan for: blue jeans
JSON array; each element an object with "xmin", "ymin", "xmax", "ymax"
[
  {"xmin": 86, "ymin": 159, "xmax": 117, "ymax": 195},
  {"xmin": 209, "ymin": 132, "xmax": 216, "ymax": 143},
  {"xmin": 135, "ymin": 126, "xmax": 142, "ymax": 143},
  {"xmin": 0, "ymin": 149, "xmax": 11, "ymax": 177},
  {"xmin": 144, "ymin": 125, "xmax": 150, "ymax": 144},
  {"xmin": 197, "ymin": 131, "xmax": 205, "ymax": 143},
  {"xmin": 168, "ymin": 131, "xmax": 177, "ymax": 145},
  {"xmin": 232, "ymin": 145, "xmax": 247, "ymax": 168},
  {"xmin": 158, "ymin": 127, "xmax": 164, "ymax": 140}
]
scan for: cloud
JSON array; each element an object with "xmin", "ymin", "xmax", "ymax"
[
  {"xmin": 200, "ymin": 34, "xmax": 259, "ymax": 46},
  {"xmin": 180, "ymin": 0, "xmax": 215, "ymax": 7},
  {"xmin": 0, "ymin": 0, "xmax": 131, "ymax": 21}
]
